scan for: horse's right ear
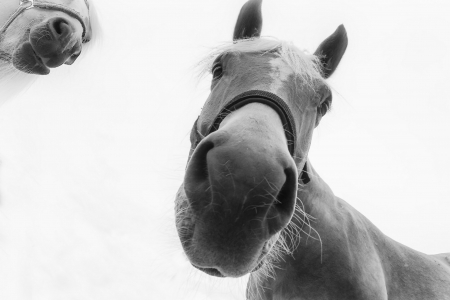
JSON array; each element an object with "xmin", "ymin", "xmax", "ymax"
[
  {"xmin": 314, "ymin": 25, "xmax": 348, "ymax": 78},
  {"xmin": 233, "ymin": 0, "xmax": 263, "ymax": 41}
]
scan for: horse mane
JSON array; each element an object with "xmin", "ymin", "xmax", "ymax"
[
  {"xmin": 0, "ymin": 0, "xmax": 102, "ymax": 104},
  {"xmin": 197, "ymin": 37, "xmax": 327, "ymax": 91}
]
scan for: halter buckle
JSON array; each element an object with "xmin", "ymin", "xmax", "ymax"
[{"xmin": 19, "ymin": 0, "xmax": 34, "ymax": 10}]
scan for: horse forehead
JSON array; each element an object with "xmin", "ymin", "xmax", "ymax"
[
  {"xmin": 237, "ymin": 54, "xmax": 292, "ymax": 76},
  {"xmin": 268, "ymin": 57, "xmax": 294, "ymax": 94},
  {"xmin": 269, "ymin": 57, "xmax": 293, "ymax": 78},
  {"xmin": 232, "ymin": 52, "xmax": 273, "ymax": 73},
  {"xmin": 227, "ymin": 53, "xmax": 293, "ymax": 91}
]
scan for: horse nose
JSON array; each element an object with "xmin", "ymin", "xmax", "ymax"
[
  {"xmin": 184, "ymin": 127, "xmax": 298, "ymax": 235},
  {"xmin": 48, "ymin": 17, "xmax": 72, "ymax": 39},
  {"xmin": 29, "ymin": 17, "xmax": 82, "ymax": 68}
]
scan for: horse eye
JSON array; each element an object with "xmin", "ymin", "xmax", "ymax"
[
  {"xmin": 318, "ymin": 99, "xmax": 331, "ymax": 116},
  {"xmin": 212, "ymin": 64, "xmax": 223, "ymax": 79}
]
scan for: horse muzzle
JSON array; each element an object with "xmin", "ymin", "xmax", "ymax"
[
  {"xmin": 12, "ymin": 17, "xmax": 82, "ymax": 75},
  {"xmin": 181, "ymin": 102, "xmax": 298, "ymax": 277}
]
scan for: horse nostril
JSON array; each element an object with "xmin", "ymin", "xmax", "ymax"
[
  {"xmin": 183, "ymin": 138, "xmax": 215, "ymax": 212},
  {"xmin": 260, "ymin": 163, "xmax": 298, "ymax": 236},
  {"xmin": 273, "ymin": 166, "xmax": 298, "ymax": 228},
  {"xmin": 48, "ymin": 17, "xmax": 71, "ymax": 36},
  {"xmin": 186, "ymin": 139, "xmax": 214, "ymax": 185}
]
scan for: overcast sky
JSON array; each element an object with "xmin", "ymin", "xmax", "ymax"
[{"xmin": 0, "ymin": 0, "xmax": 449, "ymax": 299}]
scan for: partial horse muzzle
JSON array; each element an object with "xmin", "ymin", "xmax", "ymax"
[
  {"xmin": 12, "ymin": 17, "xmax": 82, "ymax": 74},
  {"xmin": 31, "ymin": 17, "xmax": 82, "ymax": 67}
]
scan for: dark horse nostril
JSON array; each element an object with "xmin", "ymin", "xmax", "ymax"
[
  {"xmin": 184, "ymin": 139, "xmax": 215, "ymax": 212},
  {"xmin": 48, "ymin": 17, "xmax": 71, "ymax": 36},
  {"xmin": 270, "ymin": 165, "xmax": 298, "ymax": 233},
  {"xmin": 186, "ymin": 139, "xmax": 214, "ymax": 184}
]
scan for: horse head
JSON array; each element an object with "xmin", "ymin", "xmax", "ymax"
[
  {"xmin": 175, "ymin": 0, "xmax": 347, "ymax": 278},
  {"xmin": 0, "ymin": 0, "xmax": 94, "ymax": 75}
]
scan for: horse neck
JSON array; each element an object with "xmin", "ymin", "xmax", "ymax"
[
  {"xmin": 249, "ymin": 161, "xmax": 450, "ymax": 299},
  {"xmin": 248, "ymin": 160, "xmax": 390, "ymax": 299},
  {"xmin": 297, "ymin": 160, "xmax": 336, "ymax": 221},
  {"xmin": 296, "ymin": 160, "xmax": 391, "ymax": 267}
]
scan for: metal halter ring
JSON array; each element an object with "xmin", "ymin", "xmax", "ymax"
[{"xmin": 20, "ymin": 0, "xmax": 35, "ymax": 9}]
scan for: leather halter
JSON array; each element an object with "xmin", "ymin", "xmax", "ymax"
[
  {"xmin": 0, "ymin": 0, "xmax": 89, "ymax": 41},
  {"xmin": 208, "ymin": 89, "xmax": 311, "ymax": 183}
]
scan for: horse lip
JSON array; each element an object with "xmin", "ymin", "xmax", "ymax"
[
  {"xmin": 12, "ymin": 42, "xmax": 50, "ymax": 75},
  {"xmin": 193, "ymin": 241, "xmax": 271, "ymax": 277},
  {"xmin": 190, "ymin": 244, "xmax": 265, "ymax": 277},
  {"xmin": 33, "ymin": 49, "xmax": 46, "ymax": 66},
  {"xmin": 177, "ymin": 192, "xmax": 276, "ymax": 277},
  {"xmin": 192, "ymin": 265, "xmax": 225, "ymax": 278},
  {"xmin": 30, "ymin": 46, "xmax": 51, "ymax": 74}
]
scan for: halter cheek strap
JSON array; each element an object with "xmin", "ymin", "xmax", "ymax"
[
  {"xmin": 0, "ymin": 1, "xmax": 35, "ymax": 38},
  {"xmin": 0, "ymin": 0, "xmax": 89, "ymax": 41}
]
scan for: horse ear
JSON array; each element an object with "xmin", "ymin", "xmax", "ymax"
[
  {"xmin": 233, "ymin": 0, "xmax": 263, "ymax": 41},
  {"xmin": 314, "ymin": 25, "xmax": 348, "ymax": 78}
]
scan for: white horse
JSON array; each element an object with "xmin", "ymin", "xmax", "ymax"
[
  {"xmin": 0, "ymin": 0, "xmax": 98, "ymax": 100},
  {"xmin": 175, "ymin": 0, "xmax": 450, "ymax": 299}
]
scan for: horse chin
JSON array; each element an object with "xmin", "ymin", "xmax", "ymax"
[
  {"xmin": 192, "ymin": 266, "xmax": 226, "ymax": 278},
  {"xmin": 192, "ymin": 262, "xmax": 258, "ymax": 278},
  {"xmin": 183, "ymin": 227, "xmax": 279, "ymax": 278},
  {"xmin": 176, "ymin": 188, "xmax": 282, "ymax": 278},
  {"xmin": 191, "ymin": 239, "xmax": 275, "ymax": 278},
  {"xmin": 178, "ymin": 224, "xmax": 264, "ymax": 277},
  {"xmin": 12, "ymin": 42, "xmax": 50, "ymax": 75},
  {"xmin": 193, "ymin": 253, "xmax": 265, "ymax": 277}
]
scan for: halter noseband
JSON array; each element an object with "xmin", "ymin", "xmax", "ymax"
[
  {"xmin": 209, "ymin": 90, "xmax": 297, "ymax": 156},
  {"xmin": 208, "ymin": 90, "xmax": 311, "ymax": 183},
  {"xmin": 0, "ymin": 0, "xmax": 89, "ymax": 41}
]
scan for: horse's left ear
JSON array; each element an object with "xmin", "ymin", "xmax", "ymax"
[
  {"xmin": 233, "ymin": 0, "xmax": 263, "ymax": 41},
  {"xmin": 314, "ymin": 25, "xmax": 348, "ymax": 78}
]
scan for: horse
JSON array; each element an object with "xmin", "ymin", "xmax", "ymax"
[
  {"xmin": 0, "ymin": 0, "xmax": 97, "ymax": 77},
  {"xmin": 174, "ymin": 0, "xmax": 450, "ymax": 299}
]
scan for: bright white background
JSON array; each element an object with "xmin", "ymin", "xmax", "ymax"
[{"xmin": 0, "ymin": 0, "xmax": 449, "ymax": 299}]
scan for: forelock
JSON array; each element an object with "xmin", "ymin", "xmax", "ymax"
[{"xmin": 196, "ymin": 37, "xmax": 327, "ymax": 91}]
